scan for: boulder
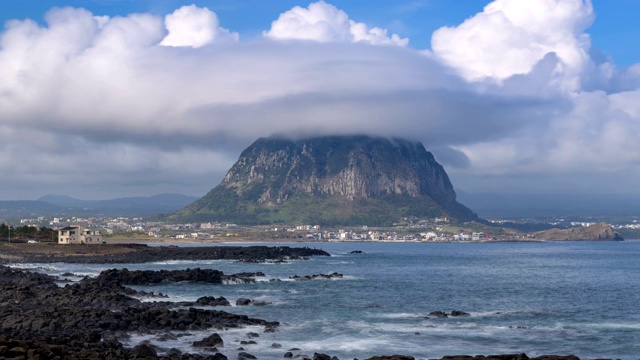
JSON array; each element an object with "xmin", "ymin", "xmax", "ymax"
[
  {"xmin": 238, "ymin": 351, "xmax": 257, "ymax": 359},
  {"xmin": 236, "ymin": 298, "xmax": 252, "ymax": 306},
  {"xmin": 193, "ymin": 333, "xmax": 224, "ymax": 347},
  {"xmin": 428, "ymin": 311, "xmax": 448, "ymax": 318},
  {"xmin": 450, "ymin": 310, "xmax": 470, "ymax": 317},
  {"xmin": 196, "ymin": 296, "xmax": 231, "ymax": 306},
  {"xmin": 129, "ymin": 343, "xmax": 157, "ymax": 358}
]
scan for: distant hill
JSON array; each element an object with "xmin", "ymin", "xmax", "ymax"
[
  {"xmin": 0, "ymin": 201, "xmax": 62, "ymax": 219},
  {"xmin": 0, "ymin": 194, "xmax": 199, "ymax": 219},
  {"xmin": 169, "ymin": 135, "xmax": 477, "ymax": 225},
  {"xmin": 535, "ymin": 223, "xmax": 623, "ymax": 241},
  {"xmin": 457, "ymin": 192, "xmax": 640, "ymax": 218}
]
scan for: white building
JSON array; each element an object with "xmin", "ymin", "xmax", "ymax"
[{"xmin": 58, "ymin": 226, "xmax": 102, "ymax": 245}]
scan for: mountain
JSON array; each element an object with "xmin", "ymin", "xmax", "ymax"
[
  {"xmin": 33, "ymin": 193, "xmax": 199, "ymax": 217},
  {"xmin": 170, "ymin": 135, "xmax": 477, "ymax": 225},
  {"xmin": 0, "ymin": 194, "xmax": 198, "ymax": 220},
  {"xmin": 0, "ymin": 201, "xmax": 62, "ymax": 219}
]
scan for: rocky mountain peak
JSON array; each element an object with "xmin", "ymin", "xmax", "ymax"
[{"xmin": 173, "ymin": 135, "xmax": 477, "ymax": 225}]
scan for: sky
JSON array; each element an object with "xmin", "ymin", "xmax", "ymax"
[{"xmin": 2, "ymin": 0, "xmax": 640, "ymax": 201}]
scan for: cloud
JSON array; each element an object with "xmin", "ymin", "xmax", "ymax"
[
  {"xmin": 264, "ymin": 1, "xmax": 408, "ymax": 46},
  {"xmin": 0, "ymin": 1, "xmax": 640, "ymax": 200},
  {"xmin": 431, "ymin": 0, "xmax": 594, "ymax": 91},
  {"xmin": 160, "ymin": 5, "xmax": 238, "ymax": 48}
]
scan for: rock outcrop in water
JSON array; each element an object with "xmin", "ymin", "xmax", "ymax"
[
  {"xmin": 170, "ymin": 135, "xmax": 477, "ymax": 225},
  {"xmin": 535, "ymin": 222, "xmax": 623, "ymax": 241}
]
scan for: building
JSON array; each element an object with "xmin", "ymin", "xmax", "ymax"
[{"xmin": 58, "ymin": 226, "xmax": 102, "ymax": 244}]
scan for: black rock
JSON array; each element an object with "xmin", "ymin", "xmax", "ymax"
[
  {"xmin": 236, "ymin": 298, "xmax": 252, "ymax": 306},
  {"xmin": 193, "ymin": 333, "xmax": 224, "ymax": 347},
  {"xmin": 129, "ymin": 343, "xmax": 157, "ymax": 358},
  {"xmin": 450, "ymin": 310, "xmax": 470, "ymax": 317},
  {"xmin": 196, "ymin": 296, "xmax": 231, "ymax": 306},
  {"xmin": 429, "ymin": 311, "xmax": 449, "ymax": 318},
  {"xmin": 238, "ymin": 351, "xmax": 257, "ymax": 360}
]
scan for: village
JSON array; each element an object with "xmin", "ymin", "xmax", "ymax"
[
  {"xmin": 8, "ymin": 212, "xmax": 624, "ymax": 245},
  {"xmin": 6, "ymin": 214, "xmax": 503, "ymax": 244}
]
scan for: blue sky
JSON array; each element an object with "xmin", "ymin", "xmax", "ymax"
[
  {"xmin": 1, "ymin": 0, "xmax": 640, "ymax": 200},
  {"xmin": 2, "ymin": 0, "xmax": 637, "ymax": 65}
]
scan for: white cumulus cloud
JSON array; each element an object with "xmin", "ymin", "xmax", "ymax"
[
  {"xmin": 265, "ymin": 1, "xmax": 408, "ymax": 46},
  {"xmin": 431, "ymin": 0, "xmax": 594, "ymax": 90},
  {"xmin": 160, "ymin": 4, "xmax": 238, "ymax": 48}
]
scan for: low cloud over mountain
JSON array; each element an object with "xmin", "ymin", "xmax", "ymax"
[{"xmin": 1, "ymin": 0, "xmax": 639, "ymax": 199}]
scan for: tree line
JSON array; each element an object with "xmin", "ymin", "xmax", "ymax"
[{"xmin": 0, "ymin": 224, "xmax": 57, "ymax": 242}]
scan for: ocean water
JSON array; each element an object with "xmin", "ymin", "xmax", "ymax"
[{"xmin": 12, "ymin": 241, "xmax": 640, "ymax": 359}]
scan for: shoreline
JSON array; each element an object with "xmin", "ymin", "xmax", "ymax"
[
  {"xmin": 0, "ymin": 248, "xmax": 586, "ymax": 360},
  {"xmin": 0, "ymin": 237, "xmax": 626, "ymax": 264}
]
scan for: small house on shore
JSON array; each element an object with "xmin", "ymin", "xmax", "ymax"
[{"xmin": 58, "ymin": 226, "xmax": 102, "ymax": 245}]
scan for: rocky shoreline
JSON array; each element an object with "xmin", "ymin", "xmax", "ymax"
[
  {"xmin": 0, "ymin": 243, "xmax": 330, "ymax": 264},
  {"xmin": 0, "ymin": 264, "xmax": 586, "ymax": 360},
  {"xmin": 0, "ymin": 245, "xmax": 591, "ymax": 359}
]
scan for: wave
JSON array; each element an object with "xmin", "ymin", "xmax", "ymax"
[{"xmin": 149, "ymin": 259, "xmax": 228, "ymax": 266}]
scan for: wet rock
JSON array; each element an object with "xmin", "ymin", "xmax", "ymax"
[
  {"xmin": 313, "ymin": 353, "xmax": 332, "ymax": 360},
  {"xmin": 193, "ymin": 333, "xmax": 224, "ymax": 347},
  {"xmin": 290, "ymin": 272, "xmax": 343, "ymax": 281},
  {"xmin": 428, "ymin": 311, "xmax": 448, "ymax": 318},
  {"xmin": 247, "ymin": 332, "xmax": 259, "ymax": 338},
  {"xmin": 129, "ymin": 342, "xmax": 157, "ymax": 358},
  {"xmin": 196, "ymin": 296, "xmax": 231, "ymax": 306},
  {"xmin": 236, "ymin": 298, "xmax": 252, "ymax": 306},
  {"xmin": 366, "ymin": 356, "xmax": 415, "ymax": 360},
  {"xmin": 166, "ymin": 347, "xmax": 183, "ymax": 356},
  {"xmin": 450, "ymin": 310, "xmax": 470, "ymax": 317},
  {"xmin": 284, "ymin": 352, "xmax": 294, "ymax": 358},
  {"xmin": 271, "ymin": 343, "xmax": 283, "ymax": 348},
  {"xmin": 238, "ymin": 351, "xmax": 257, "ymax": 359}
]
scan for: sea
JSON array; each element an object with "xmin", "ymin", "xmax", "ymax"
[{"xmin": 9, "ymin": 241, "xmax": 640, "ymax": 359}]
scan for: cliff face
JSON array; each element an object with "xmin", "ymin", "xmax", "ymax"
[{"xmin": 173, "ymin": 135, "xmax": 477, "ymax": 225}]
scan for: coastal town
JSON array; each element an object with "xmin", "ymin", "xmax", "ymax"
[{"xmin": 5, "ymin": 213, "xmax": 637, "ymax": 244}]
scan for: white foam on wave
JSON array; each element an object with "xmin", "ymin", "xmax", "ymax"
[
  {"xmin": 283, "ymin": 336, "xmax": 400, "ymax": 353},
  {"xmin": 149, "ymin": 259, "xmax": 228, "ymax": 266},
  {"xmin": 373, "ymin": 312, "xmax": 428, "ymax": 319},
  {"xmin": 583, "ymin": 322, "xmax": 640, "ymax": 330},
  {"xmin": 237, "ymin": 288, "xmax": 279, "ymax": 294},
  {"xmin": 7, "ymin": 263, "xmax": 64, "ymax": 272}
]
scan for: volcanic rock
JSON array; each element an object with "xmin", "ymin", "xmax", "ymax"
[{"xmin": 170, "ymin": 135, "xmax": 477, "ymax": 225}]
